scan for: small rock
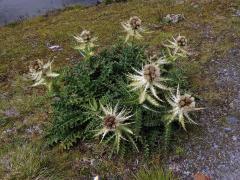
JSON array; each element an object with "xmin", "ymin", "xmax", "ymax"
[
  {"xmin": 212, "ymin": 143, "xmax": 219, "ymax": 149},
  {"xmin": 53, "ymin": 96, "xmax": 61, "ymax": 102},
  {"xmin": 192, "ymin": 4, "xmax": 199, "ymax": 9},
  {"xmin": 229, "ymin": 102, "xmax": 234, "ymax": 108},
  {"xmin": 2, "ymin": 127, "xmax": 17, "ymax": 136},
  {"xmin": 48, "ymin": 45, "xmax": 63, "ymax": 51},
  {"xmin": 163, "ymin": 14, "xmax": 185, "ymax": 24},
  {"xmin": 175, "ymin": 0, "xmax": 184, "ymax": 5},
  {"xmin": 134, "ymin": 159, "xmax": 139, "ymax": 166},
  {"xmin": 169, "ymin": 163, "xmax": 181, "ymax": 172},
  {"xmin": 4, "ymin": 108, "xmax": 20, "ymax": 118},
  {"xmin": 23, "ymin": 118, "xmax": 29, "ymax": 125},
  {"xmin": 232, "ymin": 136, "xmax": 237, "ymax": 141},
  {"xmin": 224, "ymin": 127, "xmax": 232, "ymax": 133},
  {"xmin": 90, "ymin": 159, "xmax": 97, "ymax": 166},
  {"xmin": 0, "ymin": 93, "xmax": 8, "ymax": 100},
  {"xmin": 233, "ymin": 10, "xmax": 240, "ymax": 17},
  {"xmin": 184, "ymin": 171, "xmax": 191, "ymax": 176},
  {"xmin": 226, "ymin": 116, "xmax": 239, "ymax": 125},
  {"xmin": 25, "ymin": 125, "xmax": 42, "ymax": 135},
  {"xmin": 0, "ymin": 156, "xmax": 11, "ymax": 171}
]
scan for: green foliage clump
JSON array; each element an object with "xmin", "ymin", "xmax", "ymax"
[
  {"xmin": 134, "ymin": 167, "xmax": 175, "ymax": 180},
  {"xmin": 48, "ymin": 43, "xmax": 145, "ymax": 150},
  {"xmin": 47, "ymin": 42, "xmax": 188, "ymax": 154},
  {"xmin": 8, "ymin": 144, "xmax": 62, "ymax": 179}
]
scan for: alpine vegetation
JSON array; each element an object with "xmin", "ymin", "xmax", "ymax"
[
  {"xmin": 47, "ymin": 16, "xmax": 204, "ymax": 155},
  {"xmin": 28, "ymin": 59, "xmax": 59, "ymax": 91},
  {"xmin": 94, "ymin": 103, "xmax": 138, "ymax": 154},
  {"xmin": 74, "ymin": 30, "xmax": 97, "ymax": 59},
  {"xmin": 121, "ymin": 16, "xmax": 147, "ymax": 42},
  {"xmin": 47, "ymin": 43, "xmax": 146, "ymax": 152},
  {"xmin": 166, "ymin": 85, "xmax": 204, "ymax": 130},
  {"xmin": 164, "ymin": 34, "xmax": 188, "ymax": 58},
  {"xmin": 128, "ymin": 57, "xmax": 170, "ymax": 106}
]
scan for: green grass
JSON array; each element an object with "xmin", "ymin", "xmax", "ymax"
[
  {"xmin": 134, "ymin": 167, "xmax": 175, "ymax": 180},
  {"xmin": 0, "ymin": 0, "xmax": 239, "ymax": 178}
]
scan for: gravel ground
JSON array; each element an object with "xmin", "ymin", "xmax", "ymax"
[{"xmin": 168, "ymin": 41, "xmax": 240, "ymax": 179}]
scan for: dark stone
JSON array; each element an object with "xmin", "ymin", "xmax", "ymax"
[
  {"xmin": 212, "ymin": 143, "xmax": 219, "ymax": 149},
  {"xmin": 224, "ymin": 127, "xmax": 232, "ymax": 133},
  {"xmin": 227, "ymin": 116, "xmax": 239, "ymax": 125}
]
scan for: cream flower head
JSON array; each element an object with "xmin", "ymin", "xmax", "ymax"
[
  {"xmin": 164, "ymin": 34, "xmax": 188, "ymax": 58},
  {"xmin": 176, "ymin": 35, "xmax": 187, "ymax": 47},
  {"xmin": 74, "ymin": 30, "xmax": 95, "ymax": 44},
  {"xmin": 74, "ymin": 30, "xmax": 97, "ymax": 58},
  {"xmin": 121, "ymin": 16, "xmax": 147, "ymax": 42},
  {"xmin": 96, "ymin": 103, "xmax": 133, "ymax": 138},
  {"xmin": 128, "ymin": 57, "xmax": 170, "ymax": 106},
  {"xmin": 94, "ymin": 103, "xmax": 137, "ymax": 153},
  {"xmin": 28, "ymin": 59, "xmax": 59, "ymax": 88},
  {"xmin": 167, "ymin": 85, "xmax": 204, "ymax": 130},
  {"xmin": 129, "ymin": 16, "xmax": 142, "ymax": 30}
]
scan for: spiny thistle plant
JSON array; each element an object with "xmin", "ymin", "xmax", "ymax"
[
  {"xmin": 121, "ymin": 16, "xmax": 147, "ymax": 42},
  {"xmin": 128, "ymin": 57, "xmax": 170, "ymax": 106},
  {"xmin": 48, "ymin": 42, "xmax": 195, "ymax": 155},
  {"xmin": 166, "ymin": 85, "xmax": 204, "ymax": 130},
  {"xmin": 74, "ymin": 30, "xmax": 97, "ymax": 59},
  {"xmin": 164, "ymin": 34, "xmax": 188, "ymax": 59},
  {"xmin": 94, "ymin": 103, "xmax": 138, "ymax": 154},
  {"xmin": 28, "ymin": 59, "xmax": 59, "ymax": 91},
  {"xmin": 47, "ymin": 43, "xmax": 146, "ymax": 151},
  {"xmin": 48, "ymin": 12, "xmax": 203, "ymax": 156}
]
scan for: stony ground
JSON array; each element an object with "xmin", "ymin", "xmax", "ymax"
[
  {"xmin": 168, "ymin": 48, "xmax": 240, "ymax": 179},
  {"xmin": 0, "ymin": 0, "xmax": 240, "ymax": 179},
  {"xmin": 168, "ymin": 9, "xmax": 240, "ymax": 179}
]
